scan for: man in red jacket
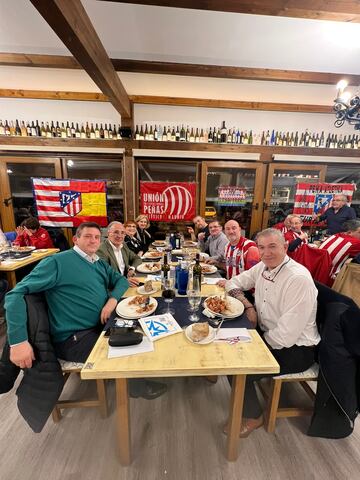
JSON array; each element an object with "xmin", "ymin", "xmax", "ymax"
[
  {"xmin": 284, "ymin": 215, "xmax": 308, "ymax": 254},
  {"xmin": 14, "ymin": 217, "xmax": 54, "ymax": 249}
]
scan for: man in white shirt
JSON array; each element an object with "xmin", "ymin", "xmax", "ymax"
[
  {"xmin": 97, "ymin": 222, "xmax": 142, "ymax": 287},
  {"xmin": 223, "ymin": 228, "xmax": 320, "ymax": 437},
  {"xmin": 199, "ymin": 220, "xmax": 228, "ymax": 262}
]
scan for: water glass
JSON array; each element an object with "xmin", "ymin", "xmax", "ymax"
[{"xmin": 188, "ymin": 289, "xmax": 201, "ymax": 322}]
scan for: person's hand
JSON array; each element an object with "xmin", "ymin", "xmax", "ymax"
[
  {"xmin": 100, "ymin": 297, "xmax": 118, "ymax": 324},
  {"xmin": 299, "ymin": 232, "xmax": 308, "ymax": 241},
  {"xmin": 138, "ymin": 251, "xmax": 144, "ymax": 258},
  {"xmin": 10, "ymin": 341, "xmax": 35, "ymax": 369},
  {"xmin": 15, "ymin": 226, "xmax": 24, "ymax": 235},
  {"xmin": 244, "ymin": 306, "xmax": 257, "ymax": 327},
  {"xmin": 312, "ymin": 213, "xmax": 319, "ymax": 221},
  {"xmin": 187, "ymin": 227, "xmax": 194, "ymax": 235},
  {"xmin": 128, "ymin": 276, "xmax": 139, "ymax": 287},
  {"xmin": 127, "ymin": 269, "xmax": 136, "ymax": 278},
  {"xmin": 217, "ymin": 279, "xmax": 226, "ymax": 288},
  {"xmin": 23, "ymin": 226, "xmax": 33, "ymax": 237},
  {"xmin": 206, "ymin": 258, "xmax": 217, "ymax": 265},
  {"xmin": 198, "ymin": 232, "xmax": 205, "ymax": 241}
]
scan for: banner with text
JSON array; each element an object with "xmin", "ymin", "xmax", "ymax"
[
  {"xmin": 32, "ymin": 178, "xmax": 108, "ymax": 227},
  {"xmin": 140, "ymin": 181, "xmax": 196, "ymax": 221},
  {"xmin": 217, "ymin": 185, "xmax": 247, "ymax": 206},
  {"xmin": 293, "ymin": 182, "xmax": 356, "ymax": 225}
]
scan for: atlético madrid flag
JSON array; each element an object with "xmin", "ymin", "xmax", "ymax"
[
  {"xmin": 293, "ymin": 182, "xmax": 355, "ymax": 225},
  {"xmin": 32, "ymin": 178, "xmax": 108, "ymax": 227},
  {"xmin": 140, "ymin": 181, "xmax": 196, "ymax": 221}
]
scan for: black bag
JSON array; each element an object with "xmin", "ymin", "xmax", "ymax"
[{"xmin": 108, "ymin": 327, "xmax": 143, "ymax": 347}]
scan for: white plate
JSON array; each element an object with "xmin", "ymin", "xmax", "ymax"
[
  {"xmin": 137, "ymin": 284, "xmax": 159, "ymax": 295},
  {"xmin": 200, "ymin": 263, "xmax": 217, "ymax": 274},
  {"xmin": 136, "ymin": 263, "xmax": 162, "ymax": 274},
  {"xmin": 184, "ymin": 324, "xmax": 216, "ymax": 345},
  {"xmin": 11, "ymin": 246, "xmax": 36, "ymax": 252},
  {"xmin": 172, "ymin": 249, "xmax": 183, "ymax": 255},
  {"xmin": 203, "ymin": 296, "xmax": 245, "ymax": 319},
  {"xmin": 33, "ymin": 249, "xmax": 49, "ymax": 253},
  {"xmin": 116, "ymin": 296, "xmax": 158, "ymax": 319},
  {"xmin": 152, "ymin": 241, "xmax": 166, "ymax": 247},
  {"xmin": 142, "ymin": 251, "xmax": 163, "ymax": 260}
]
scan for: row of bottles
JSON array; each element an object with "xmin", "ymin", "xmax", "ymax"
[
  {"xmin": 134, "ymin": 122, "xmax": 360, "ymax": 149},
  {"xmin": 0, "ymin": 119, "xmax": 122, "ymax": 139}
]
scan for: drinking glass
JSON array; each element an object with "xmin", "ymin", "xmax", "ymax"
[
  {"xmin": 162, "ymin": 277, "xmax": 175, "ymax": 315},
  {"xmin": 187, "ymin": 288, "xmax": 201, "ymax": 322}
]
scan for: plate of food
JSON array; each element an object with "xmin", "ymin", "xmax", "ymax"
[
  {"xmin": 11, "ymin": 246, "xmax": 36, "ymax": 252},
  {"xmin": 142, "ymin": 251, "xmax": 163, "ymax": 260},
  {"xmin": 184, "ymin": 322, "xmax": 215, "ymax": 345},
  {"xmin": 200, "ymin": 263, "xmax": 217, "ymax": 274},
  {"xmin": 152, "ymin": 240, "xmax": 167, "ymax": 247},
  {"xmin": 171, "ymin": 249, "xmax": 183, "ymax": 255},
  {"xmin": 116, "ymin": 295, "xmax": 158, "ymax": 319},
  {"xmin": 204, "ymin": 295, "xmax": 244, "ymax": 318},
  {"xmin": 137, "ymin": 280, "xmax": 159, "ymax": 295},
  {"xmin": 136, "ymin": 262, "xmax": 162, "ymax": 274},
  {"xmin": 183, "ymin": 241, "xmax": 198, "ymax": 247}
]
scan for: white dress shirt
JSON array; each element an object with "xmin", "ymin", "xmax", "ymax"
[
  {"xmin": 226, "ymin": 255, "xmax": 320, "ymax": 349},
  {"xmin": 73, "ymin": 245, "xmax": 99, "ymax": 263},
  {"xmin": 108, "ymin": 241, "xmax": 126, "ymax": 275}
]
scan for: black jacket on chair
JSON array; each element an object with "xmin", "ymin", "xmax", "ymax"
[
  {"xmin": 0, "ymin": 293, "xmax": 64, "ymax": 432},
  {"xmin": 308, "ymin": 282, "xmax": 360, "ymax": 438}
]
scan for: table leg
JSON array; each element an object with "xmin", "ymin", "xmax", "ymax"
[
  {"xmin": 6, "ymin": 271, "xmax": 17, "ymax": 289},
  {"xmin": 226, "ymin": 374, "xmax": 246, "ymax": 461},
  {"xmin": 116, "ymin": 378, "xmax": 131, "ymax": 465}
]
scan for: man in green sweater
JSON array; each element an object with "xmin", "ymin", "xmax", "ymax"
[{"xmin": 5, "ymin": 222, "xmax": 167, "ymax": 400}]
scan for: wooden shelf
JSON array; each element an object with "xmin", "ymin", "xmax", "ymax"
[{"xmin": 1, "ymin": 136, "xmax": 360, "ymax": 158}]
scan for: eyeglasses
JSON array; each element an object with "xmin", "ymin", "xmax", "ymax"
[
  {"xmin": 109, "ymin": 230, "xmax": 125, "ymax": 235},
  {"xmin": 261, "ymin": 258, "xmax": 290, "ymax": 283}
]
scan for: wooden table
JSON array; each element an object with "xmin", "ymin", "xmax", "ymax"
[
  {"xmin": 81, "ymin": 288, "xmax": 279, "ymax": 465},
  {"xmin": 0, "ymin": 248, "xmax": 60, "ymax": 288}
]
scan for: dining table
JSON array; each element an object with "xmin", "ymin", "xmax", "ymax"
[
  {"xmin": 0, "ymin": 248, "xmax": 60, "ymax": 288},
  {"xmin": 81, "ymin": 277, "xmax": 279, "ymax": 465}
]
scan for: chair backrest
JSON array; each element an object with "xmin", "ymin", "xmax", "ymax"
[
  {"xmin": 46, "ymin": 228, "xmax": 70, "ymax": 251},
  {"xmin": 291, "ymin": 244, "xmax": 332, "ymax": 286},
  {"xmin": 4, "ymin": 231, "xmax": 17, "ymax": 243}
]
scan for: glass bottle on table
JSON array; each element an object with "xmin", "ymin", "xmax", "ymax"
[
  {"xmin": 161, "ymin": 253, "xmax": 170, "ymax": 288},
  {"xmin": 192, "ymin": 253, "xmax": 202, "ymax": 292},
  {"xmin": 177, "ymin": 261, "xmax": 189, "ymax": 296}
]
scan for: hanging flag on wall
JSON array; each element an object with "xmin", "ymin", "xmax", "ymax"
[
  {"xmin": 32, "ymin": 178, "xmax": 108, "ymax": 227},
  {"xmin": 140, "ymin": 181, "xmax": 196, "ymax": 221},
  {"xmin": 293, "ymin": 182, "xmax": 356, "ymax": 225}
]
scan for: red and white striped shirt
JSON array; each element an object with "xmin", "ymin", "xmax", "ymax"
[
  {"xmin": 225, "ymin": 237, "xmax": 259, "ymax": 279},
  {"xmin": 273, "ymin": 222, "xmax": 289, "ymax": 234},
  {"xmin": 319, "ymin": 233, "xmax": 360, "ymax": 279},
  {"xmin": 284, "ymin": 230, "xmax": 308, "ymax": 252}
]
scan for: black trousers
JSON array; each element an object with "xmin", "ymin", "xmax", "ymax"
[{"xmin": 242, "ymin": 343, "xmax": 316, "ymax": 419}]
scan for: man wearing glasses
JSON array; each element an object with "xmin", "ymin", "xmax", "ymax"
[
  {"xmin": 223, "ymin": 228, "xmax": 319, "ymax": 437},
  {"xmin": 199, "ymin": 220, "xmax": 228, "ymax": 262},
  {"xmin": 97, "ymin": 221, "xmax": 141, "ymax": 287}
]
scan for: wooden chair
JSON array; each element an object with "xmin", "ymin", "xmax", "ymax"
[
  {"xmin": 262, "ymin": 363, "xmax": 319, "ymax": 433},
  {"xmin": 51, "ymin": 359, "xmax": 108, "ymax": 423}
]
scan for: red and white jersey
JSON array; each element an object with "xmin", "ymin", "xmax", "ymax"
[
  {"xmin": 284, "ymin": 230, "xmax": 308, "ymax": 251},
  {"xmin": 225, "ymin": 237, "xmax": 259, "ymax": 279},
  {"xmin": 319, "ymin": 233, "xmax": 360, "ymax": 279},
  {"xmin": 273, "ymin": 222, "xmax": 289, "ymax": 234}
]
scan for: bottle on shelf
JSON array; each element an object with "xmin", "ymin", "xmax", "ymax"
[
  {"xmin": 144, "ymin": 124, "xmax": 149, "ymax": 140},
  {"xmin": 66, "ymin": 121, "xmax": 71, "ymax": 138},
  {"xmin": 162, "ymin": 125, "xmax": 167, "ymax": 141},
  {"xmin": 75, "ymin": 123, "xmax": 81, "ymax": 138},
  {"xmin": 220, "ymin": 121, "xmax": 227, "ymax": 143},
  {"xmin": 21, "ymin": 121, "xmax": 28, "ymax": 137},
  {"xmin": 80, "ymin": 123, "xmax": 86, "ymax": 139},
  {"xmin": 208, "ymin": 127, "xmax": 213, "ymax": 143},
  {"xmin": 15, "ymin": 119, "xmax": 21, "ymax": 136},
  {"xmin": 99, "ymin": 123, "xmax": 104, "ymax": 139},
  {"xmin": 189, "ymin": 127, "xmax": 195, "ymax": 142},
  {"xmin": 180, "ymin": 125, "xmax": 186, "ymax": 142},
  {"xmin": 149, "ymin": 125, "xmax": 154, "ymax": 141},
  {"xmin": 171, "ymin": 126, "xmax": 176, "ymax": 141},
  {"xmin": 40, "ymin": 122, "xmax": 46, "ymax": 137},
  {"xmin": 117, "ymin": 125, "xmax": 122, "ymax": 139},
  {"xmin": 103, "ymin": 124, "xmax": 109, "ymax": 139},
  {"xmin": 0, "ymin": 120, "xmax": 4, "ymax": 136},
  {"xmin": 195, "ymin": 128, "xmax": 200, "ymax": 143},
  {"xmin": 154, "ymin": 124, "xmax": 158, "ymax": 141},
  {"xmin": 139, "ymin": 125, "xmax": 145, "ymax": 140},
  {"xmin": 175, "ymin": 125, "xmax": 180, "ymax": 141},
  {"xmin": 60, "ymin": 122, "xmax": 66, "ymax": 138}
]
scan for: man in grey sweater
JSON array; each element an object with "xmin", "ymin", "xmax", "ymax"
[{"xmin": 199, "ymin": 220, "xmax": 228, "ymax": 261}]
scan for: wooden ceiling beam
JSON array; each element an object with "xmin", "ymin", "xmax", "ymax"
[
  {"xmin": 29, "ymin": 0, "xmax": 131, "ymax": 118},
  {"xmin": 0, "ymin": 88, "xmax": 332, "ymax": 114},
  {"xmin": 105, "ymin": 1, "xmax": 360, "ymax": 23},
  {"xmin": 1, "ymin": 52, "xmax": 358, "ymax": 86}
]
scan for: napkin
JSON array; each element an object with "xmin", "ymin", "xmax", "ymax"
[{"xmin": 202, "ymin": 308, "xmax": 216, "ymax": 319}]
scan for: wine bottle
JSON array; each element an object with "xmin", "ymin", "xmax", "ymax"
[
  {"xmin": 319, "ymin": 131, "xmax": 325, "ymax": 147},
  {"xmin": 195, "ymin": 128, "xmax": 200, "ymax": 143},
  {"xmin": 117, "ymin": 125, "xmax": 122, "ymax": 139},
  {"xmin": 161, "ymin": 253, "xmax": 170, "ymax": 284},
  {"xmin": 15, "ymin": 119, "xmax": 21, "ymax": 136},
  {"xmin": 80, "ymin": 123, "xmax": 86, "ymax": 139},
  {"xmin": 232, "ymin": 127, "xmax": 237, "ymax": 144},
  {"xmin": 45, "ymin": 122, "xmax": 51, "ymax": 138},
  {"xmin": 175, "ymin": 125, "xmax": 180, "ymax": 141},
  {"xmin": 103, "ymin": 124, "xmax": 109, "ymax": 139},
  {"xmin": 107, "ymin": 124, "xmax": 112, "ymax": 139},
  {"xmin": 186, "ymin": 125, "xmax": 190, "ymax": 142},
  {"xmin": 50, "ymin": 121, "xmax": 56, "ymax": 137},
  {"xmin": 162, "ymin": 125, "xmax": 167, "ymax": 141},
  {"xmin": 192, "ymin": 253, "xmax": 202, "ymax": 291},
  {"xmin": 265, "ymin": 130, "xmax": 270, "ymax": 145},
  {"xmin": 135, "ymin": 125, "xmax": 140, "ymax": 140},
  {"xmin": 217, "ymin": 128, "xmax": 222, "ymax": 143},
  {"xmin": 21, "ymin": 121, "xmax": 28, "ymax": 137},
  {"xmin": 31, "ymin": 121, "xmax": 37, "ymax": 137},
  {"xmin": 0, "ymin": 120, "xmax": 4, "ymax": 136},
  {"xmin": 85, "ymin": 122, "xmax": 90, "ymax": 138},
  {"xmin": 154, "ymin": 124, "xmax": 158, "ymax": 141},
  {"xmin": 171, "ymin": 127, "xmax": 176, "ymax": 141},
  {"xmin": 227, "ymin": 128, "xmax": 232, "ymax": 143},
  {"xmin": 189, "ymin": 127, "xmax": 195, "ymax": 142},
  {"xmin": 66, "ymin": 121, "xmax": 71, "ymax": 138},
  {"xmin": 220, "ymin": 121, "xmax": 227, "ymax": 143},
  {"xmin": 5, "ymin": 120, "xmax": 11, "ymax": 135},
  {"xmin": 270, "ymin": 130, "xmax": 275, "ymax": 146},
  {"xmin": 139, "ymin": 125, "xmax": 145, "ymax": 140},
  {"xmin": 180, "ymin": 125, "xmax": 186, "ymax": 142},
  {"xmin": 200, "ymin": 128, "xmax": 205, "ymax": 143},
  {"xmin": 208, "ymin": 127, "xmax": 213, "ymax": 143},
  {"xmin": 71, "ymin": 122, "xmax": 76, "ymax": 137},
  {"xmin": 144, "ymin": 124, "xmax": 149, "ymax": 140},
  {"xmin": 35, "ymin": 120, "xmax": 41, "ymax": 137},
  {"xmin": 149, "ymin": 125, "xmax": 154, "ymax": 141},
  {"xmin": 294, "ymin": 131, "xmax": 299, "ymax": 146},
  {"xmin": 99, "ymin": 123, "xmax": 104, "ymax": 139},
  {"xmin": 75, "ymin": 123, "xmax": 81, "ymax": 138},
  {"xmin": 40, "ymin": 121, "xmax": 46, "ymax": 137}
]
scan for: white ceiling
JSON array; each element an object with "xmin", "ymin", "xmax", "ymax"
[{"xmin": 1, "ymin": 0, "xmax": 360, "ymax": 74}]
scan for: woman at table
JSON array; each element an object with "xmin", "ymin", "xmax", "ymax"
[
  {"xmin": 124, "ymin": 220, "xmax": 144, "ymax": 256},
  {"xmin": 14, "ymin": 217, "xmax": 54, "ymax": 250},
  {"xmin": 135, "ymin": 214, "xmax": 152, "ymax": 253}
]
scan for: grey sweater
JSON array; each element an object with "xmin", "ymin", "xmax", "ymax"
[{"xmin": 199, "ymin": 232, "xmax": 228, "ymax": 260}]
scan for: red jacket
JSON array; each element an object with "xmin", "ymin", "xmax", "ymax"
[{"xmin": 14, "ymin": 227, "xmax": 54, "ymax": 249}]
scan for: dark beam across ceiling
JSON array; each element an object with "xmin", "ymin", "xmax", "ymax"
[
  {"xmin": 1, "ymin": 52, "xmax": 358, "ymax": 87},
  {"xmin": 104, "ymin": 1, "xmax": 360, "ymax": 23},
  {"xmin": 30, "ymin": 0, "xmax": 131, "ymax": 118}
]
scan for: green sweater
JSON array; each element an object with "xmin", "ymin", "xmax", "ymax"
[{"xmin": 5, "ymin": 249, "xmax": 129, "ymax": 345}]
